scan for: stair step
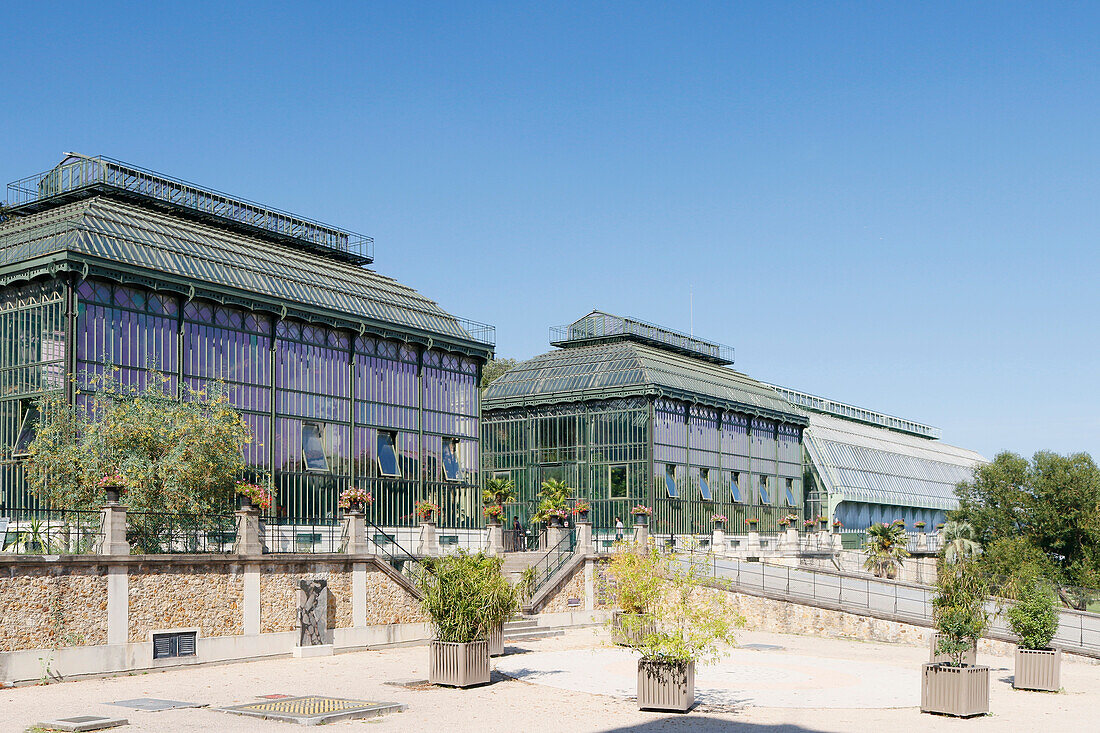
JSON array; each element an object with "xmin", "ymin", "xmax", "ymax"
[
  {"xmin": 504, "ymin": 620, "xmax": 538, "ymax": 631},
  {"xmin": 503, "ymin": 629, "xmax": 565, "ymax": 642}
]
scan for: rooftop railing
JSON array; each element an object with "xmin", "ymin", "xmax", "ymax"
[
  {"xmin": 550, "ymin": 312, "xmax": 734, "ymax": 365},
  {"xmin": 767, "ymin": 384, "xmax": 942, "ymax": 439},
  {"xmin": 6, "ymin": 154, "xmax": 374, "ymax": 264},
  {"xmin": 454, "ymin": 317, "xmax": 497, "ymax": 347}
]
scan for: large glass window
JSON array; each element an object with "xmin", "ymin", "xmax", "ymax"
[
  {"xmin": 442, "ymin": 438, "xmax": 462, "ymax": 481},
  {"xmin": 730, "ymin": 471, "xmax": 742, "ymax": 503},
  {"xmin": 302, "ymin": 422, "xmax": 329, "ymax": 472},
  {"xmin": 699, "ymin": 467, "xmax": 712, "ymax": 501},
  {"xmin": 664, "ymin": 464, "xmax": 679, "ymax": 498},
  {"xmin": 12, "ymin": 401, "xmax": 39, "ymax": 459},
  {"xmin": 377, "ymin": 431, "xmax": 401, "ymax": 477},
  {"xmin": 610, "ymin": 465, "xmax": 627, "ymax": 498},
  {"xmin": 758, "ymin": 475, "xmax": 770, "ymax": 504}
]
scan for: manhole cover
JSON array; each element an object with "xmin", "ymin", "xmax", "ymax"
[
  {"xmin": 740, "ymin": 643, "xmax": 784, "ymax": 651},
  {"xmin": 218, "ymin": 696, "xmax": 405, "ymax": 725},
  {"xmin": 36, "ymin": 715, "xmax": 127, "ymax": 732},
  {"xmin": 108, "ymin": 698, "xmax": 203, "ymax": 711}
]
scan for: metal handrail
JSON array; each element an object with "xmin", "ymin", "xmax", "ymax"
[{"xmin": 526, "ymin": 528, "xmax": 577, "ymax": 599}]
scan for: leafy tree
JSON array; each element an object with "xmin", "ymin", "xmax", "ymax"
[
  {"xmin": 941, "ymin": 520, "xmax": 982, "ymax": 564},
  {"xmin": 1006, "ymin": 570, "xmax": 1059, "ymax": 651},
  {"xmin": 932, "ymin": 559, "xmax": 991, "ymax": 666},
  {"xmin": 953, "ymin": 450, "xmax": 1100, "ymax": 605},
  {"xmin": 24, "ymin": 371, "xmax": 252, "ymax": 513},
  {"xmin": 863, "ymin": 521, "xmax": 910, "ymax": 578},
  {"xmin": 480, "ymin": 357, "xmax": 518, "ymax": 389}
]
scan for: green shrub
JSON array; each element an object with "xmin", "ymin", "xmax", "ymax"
[
  {"xmin": 416, "ymin": 552, "xmax": 517, "ymax": 643},
  {"xmin": 1007, "ymin": 574, "xmax": 1059, "ymax": 650},
  {"xmin": 932, "ymin": 559, "xmax": 990, "ymax": 666}
]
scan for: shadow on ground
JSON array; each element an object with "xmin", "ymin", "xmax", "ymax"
[{"xmin": 596, "ymin": 720, "xmax": 832, "ymax": 732}]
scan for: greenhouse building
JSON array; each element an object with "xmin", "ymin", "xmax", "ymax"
[
  {"xmin": 481, "ymin": 311, "xmax": 809, "ymax": 536},
  {"xmin": 0, "ymin": 154, "xmax": 494, "ymax": 525}
]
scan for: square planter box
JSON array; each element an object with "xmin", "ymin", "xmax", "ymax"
[
  {"xmin": 489, "ymin": 625, "xmax": 504, "ymax": 657},
  {"xmin": 429, "ymin": 640, "xmax": 491, "ymax": 688},
  {"xmin": 612, "ymin": 611, "xmax": 655, "ymax": 647},
  {"xmin": 921, "ymin": 663, "xmax": 989, "ymax": 718},
  {"xmin": 637, "ymin": 659, "xmax": 695, "ymax": 712},
  {"xmin": 1014, "ymin": 647, "xmax": 1061, "ymax": 692},
  {"xmin": 929, "ymin": 633, "xmax": 977, "ymax": 665}
]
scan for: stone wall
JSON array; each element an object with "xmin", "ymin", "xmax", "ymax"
[
  {"xmin": 0, "ymin": 565, "xmax": 108, "ymax": 651},
  {"xmin": 129, "ymin": 564, "xmax": 244, "ymax": 641},
  {"xmin": 362, "ymin": 568, "xmax": 427, "ymax": 625},
  {"xmin": 540, "ymin": 562, "xmax": 587, "ymax": 613}
]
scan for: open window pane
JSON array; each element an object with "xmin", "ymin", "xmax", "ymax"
[
  {"xmin": 730, "ymin": 472, "xmax": 742, "ymax": 503},
  {"xmin": 699, "ymin": 468, "xmax": 712, "ymax": 501},
  {"xmin": 664, "ymin": 464, "xmax": 679, "ymax": 498},
  {"xmin": 785, "ymin": 478, "xmax": 796, "ymax": 506},
  {"xmin": 442, "ymin": 439, "xmax": 461, "ymax": 481},
  {"xmin": 13, "ymin": 402, "xmax": 39, "ymax": 458},
  {"xmin": 758, "ymin": 475, "xmax": 770, "ymax": 504},
  {"xmin": 377, "ymin": 432, "xmax": 401, "ymax": 477},
  {"xmin": 302, "ymin": 422, "xmax": 329, "ymax": 472},
  {"xmin": 610, "ymin": 465, "xmax": 627, "ymax": 498}
]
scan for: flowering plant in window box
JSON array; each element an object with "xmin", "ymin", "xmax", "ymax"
[
  {"xmin": 338, "ymin": 486, "xmax": 372, "ymax": 511},
  {"xmin": 630, "ymin": 504, "xmax": 652, "ymax": 516},
  {"xmin": 415, "ymin": 501, "xmax": 441, "ymax": 521},
  {"xmin": 483, "ymin": 504, "xmax": 504, "ymax": 521},
  {"xmin": 711, "ymin": 514, "xmax": 728, "ymax": 524},
  {"xmin": 235, "ymin": 481, "xmax": 273, "ymax": 511},
  {"xmin": 914, "ymin": 520, "xmax": 927, "ymax": 529},
  {"xmin": 746, "ymin": 517, "xmax": 759, "ymax": 526}
]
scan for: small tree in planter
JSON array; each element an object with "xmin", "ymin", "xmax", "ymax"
[
  {"xmin": 602, "ymin": 541, "xmax": 663, "ymax": 646},
  {"xmin": 1007, "ymin": 571, "xmax": 1061, "ymax": 691},
  {"xmin": 534, "ymin": 478, "xmax": 573, "ymax": 526},
  {"xmin": 417, "ymin": 552, "xmax": 517, "ymax": 687},
  {"xmin": 633, "ymin": 553, "xmax": 744, "ymax": 712},
  {"xmin": 923, "ymin": 559, "xmax": 991, "ymax": 717},
  {"xmin": 482, "ymin": 476, "xmax": 516, "ymax": 507}
]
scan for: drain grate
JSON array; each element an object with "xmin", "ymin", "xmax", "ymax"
[
  {"xmin": 36, "ymin": 715, "xmax": 127, "ymax": 732},
  {"xmin": 219, "ymin": 695, "xmax": 405, "ymax": 725}
]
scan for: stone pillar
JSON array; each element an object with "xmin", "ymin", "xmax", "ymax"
[
  {"xmin": 352, "ymin": 562, "xmax": 367, "ymax": 627},
  {"xmin": 487, "ymin": 520, "xmax": 505, "ymax": 556},
  {"xmin": 746, "ymin": 530, "xmax": 761, "ymax": 555},
  {"xmin": 917, "ymin": 532, "xmax": 928, "ymax": 551},
  {"xmin": 547, "ymin": 521, "xmax": 568, "ymax": 549},
  {"xmin": 234, "ymin": 507, "xmax": 264, "ymax": 555},
  {"xmin": 107, "ymin": 565, "xmax": 128, "ymax": 645},
  {"xmin": 98, "ymin": 503, "xmax": 130, "ymax": 556},
  {"xmin": 711, "ymin": 524, "xmax": 726, "ymax": 554},
  {"xmin": 832, "ymin": 532, "xmax": 843, "ymax": 551},
  {"xmin": 575, "ymin": 519, "xmax": 593, "ymax": 554},
  {"xmin": 342, "ymin": 511, "xmax": 370, "ymax": 555},
  {"xmin": 584, "ymin": 558, "xmax": 595, "ymax": 609},
  {"xmin": 418, "ymin": 520, "xmax": 440, "ymax": 556},
  {"xmin": 632, "ymin": 516, "xmax": 650, "ymax": 546},
  {"xmin": 783, "ymin": 527, "xmax": 799, "ymax": 552},
  {"xmin": 243, "ymin": 565, "xmax": 260, "ymax": 635}
]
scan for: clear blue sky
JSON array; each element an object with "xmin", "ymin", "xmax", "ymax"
[{"xmin": 3, "ymin": 2, "xmax": 1097, "ymax": 459}]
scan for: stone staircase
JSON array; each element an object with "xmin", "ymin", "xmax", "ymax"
[
  {"xmin": 503, "ymin": 616, "xmax": 565, "ymax": 643},
  {"xmin": 501, "ymin": 551, "xmax": 546, "ymax": 583}
]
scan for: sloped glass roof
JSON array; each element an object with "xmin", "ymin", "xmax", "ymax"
[
  {"xmin": 0, "ymin": 196, "xmax": 493, "ymax": 349},
  {"xmin": 483, "ymin": 340, "xmax": 806, "ymax": 423},
  {"xmin": 804, "ymin": 413, "xmax": 986, "ymax": 511}
]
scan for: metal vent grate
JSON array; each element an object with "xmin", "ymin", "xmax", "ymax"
[{"xmin": 153, "ymin": 631, "xmax": 197, "ymax": 659}]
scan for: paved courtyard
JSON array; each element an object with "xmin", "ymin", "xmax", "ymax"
[{"xmin": 4, "ymin": 627, "xmax": 1100, "ymax": 732}]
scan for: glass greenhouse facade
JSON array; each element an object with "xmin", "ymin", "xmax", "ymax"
[
  {"xmin": 0, "ymin": 155, "xmax": 493, "ymax": 527},
  {"xmin": 482, "ymin": 312, "xmax": 809, "ymax": 536}
]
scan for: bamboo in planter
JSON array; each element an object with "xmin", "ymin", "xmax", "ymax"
[{"xmin": 429, "ymin": 640, "xmax": 491, "ymax": 688}]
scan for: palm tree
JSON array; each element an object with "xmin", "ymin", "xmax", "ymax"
[
  {"xmin": 941, "ymin": 520, "xmax": 981, "ymax": 564},
  {"xmin": 482, "ymin": 476, "xmax": 516, "ymax": 507},
  {"xmin": 863, "ymin": 522, "xmax": 911, "ymax": 578}
]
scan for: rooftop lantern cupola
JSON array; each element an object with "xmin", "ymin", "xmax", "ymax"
[{"xmin": 549, "ymin": 310, "xmax": 735, "ymax": 366}]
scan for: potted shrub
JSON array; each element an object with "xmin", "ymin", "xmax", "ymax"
[
  {"xmin": 417, "ymin": 552, "xmax": 517, "ymax": 687},
  {"xmin": 483, "ymin": 504, "xmax": 504, "ymax": 525},
  {"xmin": 535, "ymin": 478, "xmax": 573, "ymax": 524},
  {"xmin": 337, "ymin": 486, "xmax": 371, "ymax": 513},
  {"xmin": 572, "ymin": 499, "xmax": 591, "ymax": 522},
  {"xmin": 1008, "ymin": 572, "xmax": 1061, "ymax": 692},
  {"xmin": 632, "ymin": 552, "xmax": 744, "ymax": 712},
  {"xmin": 415, "ymin": 500, "xmax": 441, "ymax": 523},
  {"xmin": 602, "ymin": 541, "xmax": 663, "ymax": 646},
  {"xmin": 235, "ymin": 480, "xmax": 273, "ymax": 512},
  {"xmin": 922, "ymin": 559, "xmax": 991, "ymax": 717}
]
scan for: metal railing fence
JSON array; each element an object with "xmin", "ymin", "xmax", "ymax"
[
  {"xmin": 526, "ymin": 529, "xmax": 578, "ymax": 601},
  {"xmin": 681, "ymin": 553, "xmax": 1100, "ymax": 659},
  {"xmin": 0, "ymin": 510, "xmax": 104, "ymax": 555},
  {"xmin": 126, "ymin": 511, "xmax": 236, "ymax": 554},
  {"xmin": 365, "ymin": 518, "xmax": 424, "ymax": 586},
  {"xmin": 262, "ymin": 517, "xmax": 344, "ymax": 554}
]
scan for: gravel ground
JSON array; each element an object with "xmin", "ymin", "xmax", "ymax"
[{"xmin": 3, "ymin": 627, "xmax": 1098, "ymax": 732}]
